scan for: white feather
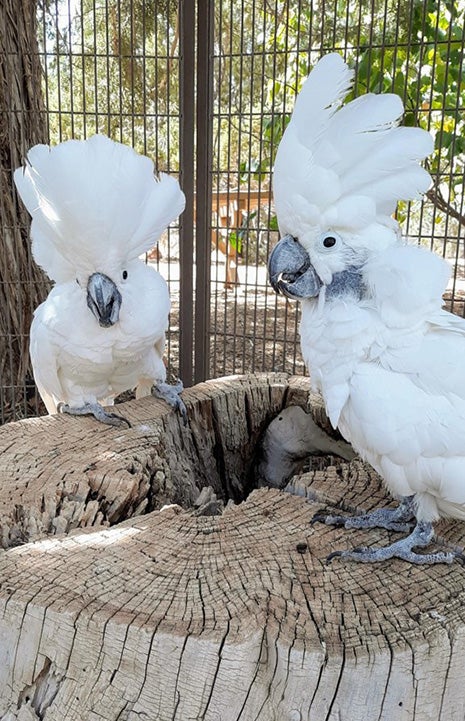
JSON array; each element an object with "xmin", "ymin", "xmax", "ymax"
[
  {"xmin": 273, "ymin": 53, "xmax": 433, "ymax": 259},
  {"xmin": 16, "ymin": 135, "xmax": 184, "ymax": 412},
  {"xmin": 274, "ymin": 54, "xmax": 465, "ymax": 526},
  {"xmin": 291, "ymin": 53, "xmax": 354, "ymax": 144},
  {"xmin": 14, "ymin": 134, "xmax": 185, "ymax": 282}
]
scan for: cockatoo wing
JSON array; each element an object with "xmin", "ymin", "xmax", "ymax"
[
  {"xmin": 14, "ymin": 135, "xmax": 185, "ymax": 282},
  {"xmin": 364, "ymin": 244, "xmax": 451, "ymax": 326},
  {"xmin": 341, "ymin": 363, "xmax": 465, "ymax": 466},
  {"xmin": 381, "ymin": 319, "xmax": 465, "ymax": 402},
  {"xmin": 362, "ymin": 244, "xmax": 465, "ymax": 400},
  {"xmin": 301, "ymin": 243, "xmax": 459, "ymax": 429},
  {"xmin": 29, "ymin": 303, "xmax": 64, "ymax": 414}
]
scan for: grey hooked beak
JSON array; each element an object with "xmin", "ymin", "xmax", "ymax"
[
  {"xmin": 87, "ymin": 272, "xmax": 122, "ymax": 328},
  {"xmin": 268, "ymin": 234, "xmax": 322, "ymax": 299}
]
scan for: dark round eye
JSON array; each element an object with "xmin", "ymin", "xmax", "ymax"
[
  {"xmin": 323, "ymin": 236, "xmax": 337, "ymax": 248},
  {"xmin": 122, "ymin": 270, "xmax": 128, "ymax": 280}
]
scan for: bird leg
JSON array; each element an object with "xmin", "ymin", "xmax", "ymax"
[
  {"xmin": 152, "ymin": 380, "xmax": 188, "ymax": 425},
  {"xmin": 311, "ymin": 495, "xmax": 416, "ymax": 533},
  {"xmin": 326, "ymin": 521, "xmax": 465, "ymax": 565},
  {"xmin": 58, "ymin": 402, "xmax": 131, "ymax": 427}
]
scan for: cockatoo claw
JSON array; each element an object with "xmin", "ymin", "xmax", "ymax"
[
  {"xmin": 58, "ymin": 402, "xmax": 131, "ymax": 428},
  {"xmin": 152, "ymin": 381, "xmax": 188, "ymax": 425},
  {"xmin": 325, "ymin": 521, "xmax": 464, "ymax": 565},
  {"xmin": 312, "ymin": 496, "xmax": 416, "ymax": 533}
]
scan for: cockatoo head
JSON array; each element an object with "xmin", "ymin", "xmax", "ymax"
[
  {"xmin": 268, "ymin": 54, "xmax": 433, "ymax": 301},
  {"xmin": 15, "ymin": 134, "xmax": 185, "ymax": 328}
]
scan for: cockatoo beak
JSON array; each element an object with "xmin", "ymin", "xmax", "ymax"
[
  {"xmin": 86, "ymin": 272, "xmax": 122, "ymax": 328},
  {"xmin": 268, "ymin": 234, "xmax": 322, "ymax": 299}
]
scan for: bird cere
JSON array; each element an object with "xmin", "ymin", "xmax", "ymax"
[
  {"xmin": 14, "ymin": 134, "xmax": 186, "ymax": 426},
  {"xmin": 269, "ymin": 53, "xmax": 465, "ymax": 564}
]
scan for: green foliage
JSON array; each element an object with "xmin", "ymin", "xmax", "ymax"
[
  {"xmin": 39, "ymin": 0, "xmax": 180, "ymax": 168},
  {"xmin": 219, "ymin": 0, "xmax": 465, "ymax": 250},
  {"xmin": 228, "ymin": 209, "xmax": 258, "ymax": 254},
  {"xmin": 38, "ymin": 0, "xmax": 465, "ymax": 254}
]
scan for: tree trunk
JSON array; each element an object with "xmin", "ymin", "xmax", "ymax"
[
  {"xmin": 0, "ymin": 373, "xmax": 465, "ymax": 720},
  {"xmin": 0, "ymin": 0, "xmax": 49, "ymax": 423}
]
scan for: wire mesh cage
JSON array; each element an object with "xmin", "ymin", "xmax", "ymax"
[
  {"xmin": 1, "ymin": 0, "xmax": 464, "ymax": 423},
  {"xmin": 39, "ymin": 0, "xmax": 184, "ymax": 375},
  {"xmin": 209, "ymin": 0, "xmax": 465, "ymax": 379}
]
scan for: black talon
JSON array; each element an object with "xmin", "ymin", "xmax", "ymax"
[
  {"xmin": 311, "ymin": 513, "xmax": 329, "ymax": 525},
  {"xmin": 326, "ymin": 551, "xmax": 343, "ymax": 564}
]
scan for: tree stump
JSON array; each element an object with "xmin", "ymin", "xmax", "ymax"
[{"xmin": 0, "ymin": 373, "xmax": 465, "ymax": 721}]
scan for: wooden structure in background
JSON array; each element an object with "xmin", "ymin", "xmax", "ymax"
[
  {"xmin": 150, "ymin": 190, "xmax": 272, "ymax": 287},
  {"xmin": 211, "ymin": 189, "xmax": 271, "ymax": 288}
]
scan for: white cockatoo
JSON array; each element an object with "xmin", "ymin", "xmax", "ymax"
[
  {"xmin": 15, "ymin": 134, "xmax": 186, "ymax": 426},
  {"xmin": 268, "ymin": 53, "xmax": 465, "ymax": 564}
]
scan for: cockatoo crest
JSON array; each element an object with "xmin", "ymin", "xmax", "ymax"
[
  {"xmin": 273, "ymin": 54, "xmax": 434, "ymax": 277},
  {"xmin": 14, "ymin": 134, "xmax": 185, "ymax": 282}
]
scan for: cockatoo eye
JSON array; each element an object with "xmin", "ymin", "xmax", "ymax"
[
  {"xmin": 122, "ymin": 270, "xmax": 128, "ymax": 280},
  {"xmin": 319, "ymin": 231, "xmax": 341, "ymax": 250}
]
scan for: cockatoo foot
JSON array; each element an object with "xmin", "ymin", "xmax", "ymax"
[
  {"xmin": 152, "ymin": 380, "xmax": 188, "ymax": 425},
  {"xmin": 326, "ymin": 521, "xmax": 465, "ymax": 565},
  {"xmin": 58, "ymin": 402, "xmax": 131, "ymax": 427},
  {"xmin": 312, "ymin": 495, "xmax": 415, "ymax": 533}
]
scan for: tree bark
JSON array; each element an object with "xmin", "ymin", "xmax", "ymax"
[
  {"xmin": 0, "ymin": 0, "xmax": 49, "ymax": 423},
  {"xmin": 0, "ymin": 374, "xmax": 464, "ymax": 720}
]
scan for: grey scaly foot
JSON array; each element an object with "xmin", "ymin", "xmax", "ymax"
[
  {"xmin": 311, "ymin": 495, "xmax": 416, "ymax": 533},
  {"xmin": 153, "ymin": 380, "xmax": 188, "ymax": 425},
  {"xmin": 58, "ymin": 402, "xmax": 131, "ymax": 427},
  {"xmin": 327, "ymin": 521, "xmax": 465, "ymax": 565}
]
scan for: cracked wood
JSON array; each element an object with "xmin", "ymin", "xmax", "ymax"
[
  {"xmin": 0, "ymin": 373, "xmax": 307, "ymax": 547},
  {"xmin": 1, "ymin": 374, "xmax": 465, "ymax": 720}
]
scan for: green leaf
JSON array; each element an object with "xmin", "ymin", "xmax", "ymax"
[{"xmin": 269, "ymin": 215, "xmax": 279, "ymax": 231}]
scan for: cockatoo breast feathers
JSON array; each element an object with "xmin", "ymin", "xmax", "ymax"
[
  {"xmin": 273, "ymin": 53, "xmax": 434, "ymax": 257},
  {"xmin": 14, "ymin": 134, "xmax": 185, "ymax": 282}
]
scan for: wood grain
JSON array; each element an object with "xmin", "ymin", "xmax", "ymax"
[
  {"xmin": 0, "ymin": 373, "xmax": 306, "ymax": 547},
  {"xmin": 1, "ymin": 374, "xmax": 465, "ymax": 720}
]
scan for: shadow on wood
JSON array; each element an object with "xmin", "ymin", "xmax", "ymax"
[{"xmin": 0, "ymin": 373, "xmax": 465, "ymax": 720}]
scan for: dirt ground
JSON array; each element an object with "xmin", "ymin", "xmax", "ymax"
[{"xmin": 167, "ymin": 283, "xmax": 305, "ymax": 382}]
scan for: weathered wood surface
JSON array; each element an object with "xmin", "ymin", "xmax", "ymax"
[
  {"xmin": 0, "ymin": 373, "xmax": 308, "ymax": 547},
  {"xmin": 1, "ymin": 374, "xmax": 465, "ymax": 721}
]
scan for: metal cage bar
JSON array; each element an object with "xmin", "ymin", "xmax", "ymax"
[
  {"xmin": 194, "ymin": 0, "xmax": 214, "ymax": 383},
  {"xmin": 178, "ymin": 0, "xmax": 195, "ymax": 387}
]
